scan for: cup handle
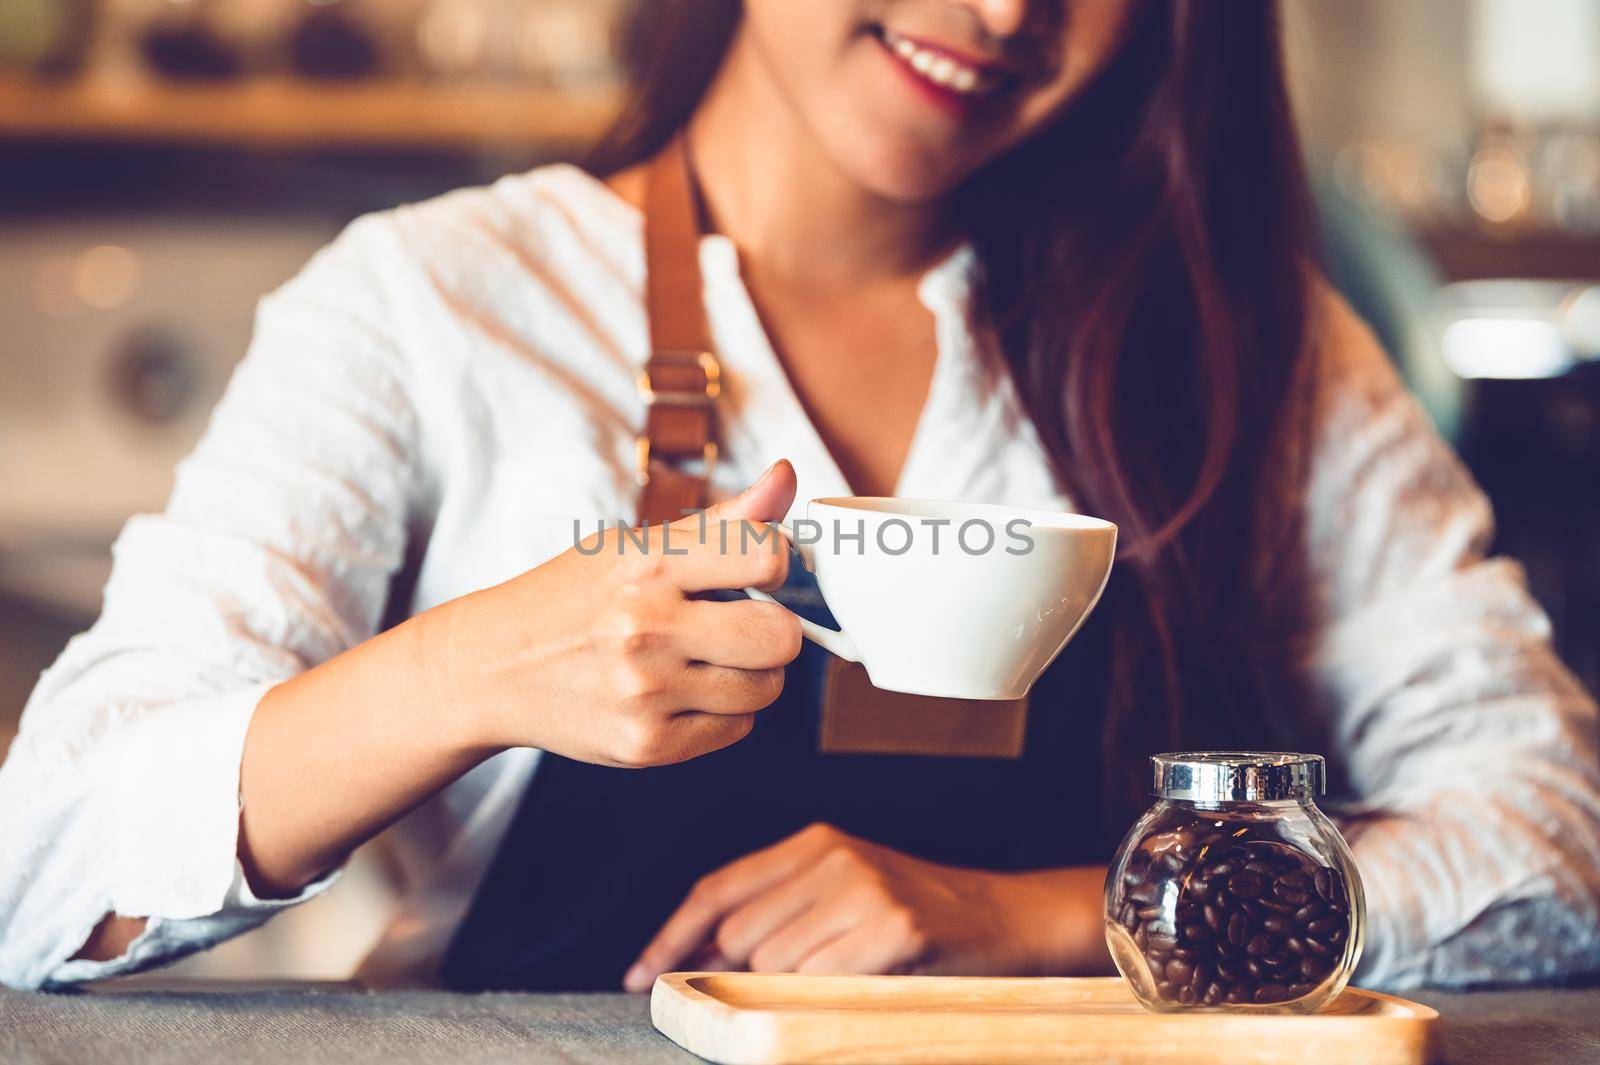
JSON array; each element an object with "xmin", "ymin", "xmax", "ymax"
[{"xmin": 743, "ymin": 522, "xmax": 861, "ymax": 663}]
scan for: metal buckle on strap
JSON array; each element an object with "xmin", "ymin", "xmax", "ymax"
[
  {"xmin": 635, "ymin": 437, "xmax": 719, "ymax": 488},
  {"xmin": 636, "ymin": 350, "xmax": 722, "ymax": 406}
]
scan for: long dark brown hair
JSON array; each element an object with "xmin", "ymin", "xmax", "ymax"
[{"xmin": 592, "ymin": 1, "xmax": 1318, "ymax": 830}]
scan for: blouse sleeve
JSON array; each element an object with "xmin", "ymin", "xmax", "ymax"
[
  {"xmin": 1297, "ymin": 287, "xmax": 1600, "ymax": 990},
  {"xmin": 0, "ymin": 213, "xmax": 421, "ymax": 989}
]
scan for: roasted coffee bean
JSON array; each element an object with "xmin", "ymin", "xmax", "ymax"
[
  {"xmin": 1262, "ymin": 915, "xmax": 1292, "ymax": 936},
  {"xmin": 1114, "ymin": 813, "xmax": 1354, "ymax": 1009},
  {"xmin": 1272, "ymin": 883, "xmax": 1311, "ymax": 906},
  {"xmin": 1293, "ymin": 903, "xmax": 1325, "ymax": 925},
  {"xmin": 1226, "ymin": 911, "xmax": 1247, "ymax": 947},
  {"xmin": 1300, "ymin": 955, "xmax": 1335, "ymax": 982},
  {"xmin": 1227, "ymin": 872, "xmax": 1266, "ymax": 899}
]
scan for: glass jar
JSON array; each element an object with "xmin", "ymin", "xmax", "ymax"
[{"xmin": 1104, "ymin": 753, "xmax": 1365, "ymax": 1014}]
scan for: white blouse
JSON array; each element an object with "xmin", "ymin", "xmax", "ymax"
[{"xmin": 1, "ymin": 165, "xmax": 1597, "ymax": 993}]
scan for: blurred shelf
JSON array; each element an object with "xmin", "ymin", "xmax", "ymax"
[
  {"xmin": 1417, "ymin": 223, "xmax": 1600, "ymax": 282},
  {"xmin": 0, "ymin": 74, "xmax": 620, "ymax": 151}
]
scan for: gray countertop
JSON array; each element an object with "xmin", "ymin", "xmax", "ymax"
[{"xmin": 2, "ymin": 981, "xmax": 1597, "ymax": 1064}]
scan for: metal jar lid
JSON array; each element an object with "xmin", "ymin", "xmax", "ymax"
[{"xmin": 1151, "ymin": 752, "xmax": 1325, "ymax": 803}]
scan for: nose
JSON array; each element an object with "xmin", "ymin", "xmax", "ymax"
[{"xmin": 953, "ymin": 0, "xmax": 1031, "ymax": 39}]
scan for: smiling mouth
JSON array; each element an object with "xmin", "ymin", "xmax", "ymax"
[{"xmin": 873, "ymin": 26, "xmax": 1018, "ymax": 107}]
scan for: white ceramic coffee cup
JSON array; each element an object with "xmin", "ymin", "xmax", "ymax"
[{"xmin": 745, "ymin": 497, "xmax": 1117, "ymax": 701}]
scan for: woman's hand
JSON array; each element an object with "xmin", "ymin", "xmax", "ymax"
[
  {"xmin": 623, "ymin": 823, "xmax": 1113, "ymax": 990},
  {"xmin": 236, "ymin": 462, "xmax": 802, "ymax": 899},
  {"xmin": 427, "ymin": 460, "xmax": 804, "ymax": 768}
]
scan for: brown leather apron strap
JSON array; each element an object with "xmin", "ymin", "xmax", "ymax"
[
  {"xmin": 637, "ymin": 137, "xmax": 720, "ymax": 525},
  {"xmin": 632, "ymin": 137, "xmax": 1027, "ymax": 760}
]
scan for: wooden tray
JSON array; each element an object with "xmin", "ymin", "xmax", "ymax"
[{"xmin": 651, "ymin": 973, "xmax": 1440, "ymax": 1065}]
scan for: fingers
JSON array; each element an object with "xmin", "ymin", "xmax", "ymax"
[
  {"xmin": 743, "ymin": 891, "xmax": 864, "ymax": 974},
  {"xmin": 588, "ymin": 462, "xmax": 797, "ymax": 596},
  {"xmin": 661, "ymin": 520, "xmax": 792, "ymax": 594},
  {"xmin": 697, "ymin": 460, "xmax": 797, "ymax": 526},
  {"xmin": 680, "ymin": 599, "xmax": 802, "ymax": 670},
  {"xmin": 712, "ymin": 861, "xmax": 835, "ymax": 966},
  {"xmin": 662, "ymin": 711, "xmax": 757, "ymax": 761},
  {"xmin": 606, "ymin": 711, "xmax": 753, "ymax": 769},
  {"xmin": 795, "ymin": 919, "xmax": 915, "ymax": 975},
  {"xmin": 658, "ymin": 460, "xmax": 796, "ymax": 593},
  {"xmin": 676, "ymin": 664, "xmax": 786, "ymax": 715},
  {"xmin": 737, "ymin": 847, "xmax": 908, "ymax": 974},
  {"xmin": 682, "ymin": 942, "xmax": 738, "ymax": 973},
  {"xmin": 625, "ymin": 825, "xmax": 837, "ymax": 990}
]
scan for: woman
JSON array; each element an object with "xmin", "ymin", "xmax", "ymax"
[{"xmin": 2, "ymin": 0, "xmax": 1598, "ymax": 993}]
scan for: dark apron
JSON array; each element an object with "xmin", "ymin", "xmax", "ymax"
[{"xmin": 440, "ymin": 570, "xmax": 1113, "ymax": 991}]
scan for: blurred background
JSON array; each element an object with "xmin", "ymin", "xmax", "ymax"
[{"xmin": 1, "ymin": 0, "xmax": 1596, "ymax": 981}]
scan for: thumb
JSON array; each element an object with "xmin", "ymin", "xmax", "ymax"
[{"xmin": 695, "ymin": 459, "xmax": 797, "ymax": 527}]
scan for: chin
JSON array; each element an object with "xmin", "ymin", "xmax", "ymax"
[{"xmin": 827, "ymin": 133, "xmax": 974, "ymax": 204}]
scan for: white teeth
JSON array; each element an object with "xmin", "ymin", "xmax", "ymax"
[{"xmin": 881, "ymin": 28, "xmax": 991, "ymax": 96}]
